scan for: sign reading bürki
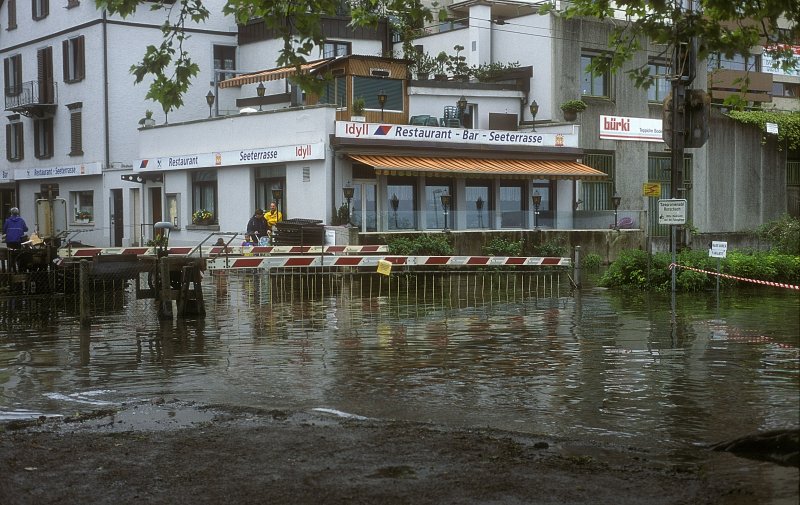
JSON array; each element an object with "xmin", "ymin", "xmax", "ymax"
[{"xmin": 657, "ymin": 199, "xmax": 687, "ymax": 225}]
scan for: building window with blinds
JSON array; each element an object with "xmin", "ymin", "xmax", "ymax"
[
  {"xmin": 352, "ymin": 77, "xmax": 403, "ymax": 112},
  {"xmin": 581, "ymin": 152, "xmax": 614, "ymax": 210}
]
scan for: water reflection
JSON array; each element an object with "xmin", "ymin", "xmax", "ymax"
[{"xmin": 0, "ymin": 276, "xmax": 797, "ymax": 494}]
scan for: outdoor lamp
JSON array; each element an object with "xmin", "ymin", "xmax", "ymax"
[
  {"xmin": 389, "ymin": 193, "xmax": 400, "ymax": 228},
  {"xmin": 377, "ymin": 89, "xmax": 387, "ymax": 120},
  {"xmin": 529, "ymin": 100, "xmax": 539, "ymax": 131},
  {"xmin": 342, "ymin": 183, "xmax": 355, "ymax": 226},
  {"xmin": 440, "ymin": 193, "xmax": 452, "ymax": 233},
  {"xmin": 457, "ymin": 96, "xmax": 467, "ymax": 112},
  {"xmin": 256, "ymin": 82, "xmax": 265, "ymax": 111},
  {"xmin": 611, "ymin": 191, "xmax": 621, "ymax": 229},
  {"xmin": 206, "ymin": 90, "xmax": 215, "ymax": 118},
  {"xmin": 532, "ymin": 191, "xmax": 542, "ymax": 231},
  {"xmin": 272, "ymin": 188, "xmax": 283, "ymax": 204}
]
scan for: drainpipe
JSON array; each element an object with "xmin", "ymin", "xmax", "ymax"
[
  {"xmin": 102, "ymin": 10, "xmax": 111, "ymax": 246},
  {"xmin": 102, "ymin": 11, "xmax": 110, "ymax": 170}
]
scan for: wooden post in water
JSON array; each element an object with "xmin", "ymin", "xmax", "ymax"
[
  {"xmin": 158, "ymin": 257, "xmax": 173, "ymax": 320},
  {"xmin": 79, "ymin": 260, "xmax": 90, "ymax": 327},
  {"xmin": 573, "ymin": 246, "xmax": 582, "ymax": 290}
]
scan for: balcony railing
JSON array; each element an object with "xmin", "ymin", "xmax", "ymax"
[{"xmin": 4, "ymin": 80, "xmax": 58, "ymax": 115}]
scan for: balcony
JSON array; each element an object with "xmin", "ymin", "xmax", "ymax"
[
  {"xmin": 4, "ymin": 80, "xmax": 58, "ymax": 117},
  {"xmin": 708, "ymin": 69, "xmax": 772, "ymax": 103}
]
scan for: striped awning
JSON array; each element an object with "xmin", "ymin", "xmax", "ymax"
[
  {"xmin": 348, "ymin": 155, "xmax": 608, "ymax": 180},
  {"xmin": 219, "ymin": 59, "xmax": 333, "ymax": 89}
]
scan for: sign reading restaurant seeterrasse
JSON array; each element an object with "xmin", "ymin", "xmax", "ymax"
[
  {"xmin": 14, "ymin": 162, "xmax": 103, "ymax": 180},
  {"xmin": 335, "ymin": 121, "xmax": 579, "ymax": 148},
  {"xmin": 135, "ymin": 143, "xmax": 324, "ymax": 172},
  {"xmin": 599, "ymin": 115, "xmax": 663, "ymax": 142}
]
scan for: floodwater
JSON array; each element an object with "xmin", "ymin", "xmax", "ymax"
[{"xmin": 1, "ymin": 271, "xmax": 798, "ymax": 501}]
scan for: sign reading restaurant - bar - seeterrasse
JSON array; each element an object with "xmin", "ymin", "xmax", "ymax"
[
  {"xmin": 335, "ymin": 121, "xmax": 579, "ymax": 148},
  {"xmin": 135, "ymin": 143, "xmax": 325, "ymax": 172}
]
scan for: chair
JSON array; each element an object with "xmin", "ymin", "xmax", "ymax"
[
  {"xmin": 410, "ymin": 115, "xmax": 431, "ymax": 126},
  {"xmin": 442, "ymin": 105, "xmax": 461, "ymax": 127}
]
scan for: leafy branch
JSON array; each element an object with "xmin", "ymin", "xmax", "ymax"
[{"xmin": 727, "ymin": 110, "xmax": 800, "ymax": 151}]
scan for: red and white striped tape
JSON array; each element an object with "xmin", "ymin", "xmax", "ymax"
[
  {"xmin": 669, "ymin": 263, "xmax": 800, "ymax": 291},
  {"xmin": 206, "ymin": 255, "xmax": 571, "ymax": 270},
  {"xmin": 57, "ymin": 244, "xmax": 388, "ymax": 258}
]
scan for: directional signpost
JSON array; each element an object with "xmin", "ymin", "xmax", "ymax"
[{"xmin": 658, "ymin": 199, "xmax": 687, "ymax": 294}]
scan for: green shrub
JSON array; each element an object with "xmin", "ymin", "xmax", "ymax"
[
  {"xmin": 330, "ymin": 203, "xmax": 350, "ymax": 226},
  {"xmin": 581, "ymin": 252, "xmax": 602, "ymax": 269},
  {"xmin": 388, "ymin": 234, "xmax": 454, "ymax": 256},
  {"xmin": 533, "ymin": 240, "xmax": 567, "ymax": 257},
  {"xmin": 483, "ymin": 237, "xmax": 523, "ymax": 256},
  {"xmin": 757, "ymin": 214, "xmax": 800, "ymax": 255}
]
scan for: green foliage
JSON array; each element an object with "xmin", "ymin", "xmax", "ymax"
[
  {"xmin": 470, "ymin": 61, "xmax": 522, "ymax": 82},
  {"xmin": 388, "ymin": 234, "xmax": 454, "ymax": 256},
  {"xmin": 410, "ymin": 51, "xmax": 437, "ymax": 75},
  {"xmin": 351, "ymin": 97, "xmax": 366, "ymax": 115},
  {"xmin": 532, "ymin": 240, "xmax": 568, "ymax": 257},
  {"xmin": 446, "ymin": 45, "xmax": 470, "ymax": 76},
  {"xmin": 757, "ymin": 214, "xmax": 800, "ymax": 255},
  {"xmin": 601, "ymin": 248, "xmax": 800, "ymax": 291},
  {"xmin": 560, "ymin": 99, "xmax": 588, "ymax": 112},
  {"xmin": 727, "ymin": 111, "xmax": 800, "ymax": 151},
  {"xmin": 581, "ymin": 252, "xmax": 602, "ymax": 270},
  {"xmin": 331, "ymin": 202, "xmax": 350, "ymax": 226},
  {"xmin": 482, "ymin": 237, "xmax": 523, "ymax": 256},
  {"xmin": 146, "ymin": 234, "xmax": 169, "ymax": 247}
]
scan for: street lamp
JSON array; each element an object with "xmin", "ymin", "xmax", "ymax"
[
  {"xmin": 611, "ymin": 191, "xmax": 621, "ymax": 229},
  {"xmin": 440, "ymin": 193, "xmax": 452, "ymax": 233},
  {"xmin": 457, "ymin": 95, "xmax": 468, "ymax": 126},
  {"xmin": 389, "ymin": 193, "xmax": 399, "ymax": 228},
  {"xmin": 342, "ymin": 182, "xmax": 354, "ymax": 226},
  {"xmin": 476, "ymin": 195, "xmax": 484, "ymax": 228},
  {"xmin": 377, "ymin": 89, "xmax": 387, "ymax": 121},
  {"xmin": 206, "ymin": 90, "xmax": 215, "ymax": 118},
  {"xmin": 529, "ymin": 100, "xmax": 539, "ymax": 131},
  {"xmin": 256, "ymin": 82, "xmax": 265, "ymax": 111},
  {"xmin": 532, "ymin": 191, "xmax": 542, "ymax": 231},
  {"xmin": 272, "ymin": 188, "xmax": 283, "ymax": 216}
]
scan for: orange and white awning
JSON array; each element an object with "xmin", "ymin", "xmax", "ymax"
[{"xmin": 348, "ymin": 155, "xmax": 608, "ymax": 180}]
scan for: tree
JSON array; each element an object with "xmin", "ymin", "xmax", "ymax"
[
  {"xmin": 541, "ymin": 0, "xmax": 799, "ymax": 95},
  {"xmin": 96, "ymin": 0, "xmax": 441, "ymax": 113}
]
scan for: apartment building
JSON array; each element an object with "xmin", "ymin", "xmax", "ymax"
[{"xmin": 1, "ymin": 0, "xmax": 234, "ymax": 246}]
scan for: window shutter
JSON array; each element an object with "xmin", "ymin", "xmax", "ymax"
[
  {"xmin": 77, "ymin": 36, "xmax": 85, "ymax": 80},
  {"xmin": 8, "ymin": 0, "xmax": 16, "ymax": 29},
  {"xmin": 62, "ymin": 39, "xmax": 69, "ymax": 81},
  {"xmin": 17, "ymin": 123, "xmax": 24, "ymax": 161},
  {"xmin": 47, "ymin": 119, "xmax": 54, "ymax": 157},
  {"xmin": 70, "ymin": 110, "xmax": 82, "ymax": 155},
  {"xmin": 5, "ymin": 124, "xmax": 11, "ymax": 161},
  {"xmin": 3, "ymin": 58, "xmax": 8, "ymax": 94},
  {"xmin": 34, "ymin": 121, "xmax": 41, "ymax": 158}
]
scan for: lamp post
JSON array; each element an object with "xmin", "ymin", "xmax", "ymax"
[
  {"xmin": 440, "ymin": 193, "xmax": 451, "ymax": 233},
  {"xmin": 206, "ymin": 91, "xmax": 215, "ymax": 118},
  {"xmin": 457, "ymin": 95, "xmax": 468, "ymax": 127},
  {"xmin": 342, "ymin": 182, "xmax": 354, "ymax": 226},
  {"xmin": 476, "ymin": 195, "xmax": 484, "ymax": 228},
  {"xmin": 529, "ymin": 100, "xmax": 539, "ymax": 131},
  {"xmin": 256, "ymin": 82, "xmax": 265, "ymax": 111},
  {"xmin": 377, "ymin": 89, "xmax": 387, "ymax": 121},
  {"xmin": 272, "ymin": 188, "xmax": 283, "ymax": 217},
  {"xmin": 532, "ymin": 191, "xmax": 542, "ymax": 231},
  {"xmin": 611, "ymin": 191, "xmax": 621, "ymax": 229},
  {"xmin": 389, "ymin": 193, "xmax": 399, "ymax": 229}
]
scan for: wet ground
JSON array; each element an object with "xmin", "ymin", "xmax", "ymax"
[{"xmin": 1, "ymin": 399, "xmax": 777, "ymax": 505}]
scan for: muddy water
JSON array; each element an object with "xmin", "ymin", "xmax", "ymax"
[{"xmin": 1, "ymin": 272, "xmax": 798, "ymax": 499}]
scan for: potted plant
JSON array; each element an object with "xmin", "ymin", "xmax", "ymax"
[
  {"xmin": 434, "ymin": 51, "xmax": 449, "ymax": 81},
  {"xmin": 351, "ymin": 97, "xmax": 366, "ymax": 122},
  {"xmin": 470, "ymin": 61, "xmax": 521, "ymax": 82},
  {"xmin": 75, "ymin": 210, "xmax": 92, "ymax": 223},
  {"xmin": 560, "ymin": 99, "xmax": 588, "ymax": 121},
  {"xmin": 448, "ymin": 45, "xmax": 470, "ymax": 81},
  {"xmin": 412, "ymin": 52, "xmax": 437, "ymax": 80},
  {"xmin": 192, "ymin": 209, "xmax": 213, "ymax": 225},
  {"xmin": 138, "ymin": 110, "xmax": 155, "ymax": 127}
]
